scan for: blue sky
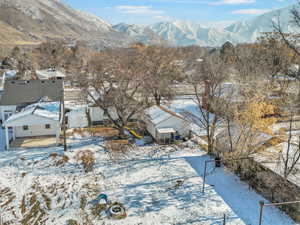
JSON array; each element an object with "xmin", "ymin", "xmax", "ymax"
[{"xmin": 62, "ymin": 0, "xmax": 296, "ymax": 27}]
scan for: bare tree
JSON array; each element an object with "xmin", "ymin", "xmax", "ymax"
[
  {"xmin": 139, "ymin": 45, "xmax": 183, "ymax": 105},
  {"xmin": 273, "ymin": 3, "xmax": 300, "ymax": 58},
  {"xmin": 32, "ymin": 40, "xmax": 69, "ymax": 70},
  {"xmin": 185, "ymin": 53, "xmax": 228, "ymax": 154},
  {"xmin": 78, "ymin": 48, "xmax": 150, "ymax": 137},
  {"xmin": 272, "ymin": 4, "xmax": 300, "ymax": 178}
]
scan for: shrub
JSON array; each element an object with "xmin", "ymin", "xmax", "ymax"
[
  {"xmin": 49, "ymin": 152, "xmax": 58, "ymax": 159},
  {"xmin": 75, "ymin": 150, "xmax": 95, "ymax": 173},
  {"xmin": 66, "ymin": 219, "xmax": 79, "ymax": 225},
  {"xmin": 105, "ymin": 141, "xmax": 132, "ymax": 162},
  {"xmin": 55, "ymin": 155, "xmax": 69, "ymax": 166}
]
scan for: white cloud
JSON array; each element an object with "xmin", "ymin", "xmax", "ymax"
[
  {"xmin": 210, "ymin": 0, "xmax": 255, "ymax": 5},
  {"xmin": 116, "ymin": 5, "xmax": 165, "ymax": 15},
  {"xmin": 231, "ymin": 8, "xmax": 270, "ymax": 15}
]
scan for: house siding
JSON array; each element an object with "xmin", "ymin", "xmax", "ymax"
[
  {"xmin": 15, "ymin": 123, "xmax": 59, "ymax": 137},
  {"xmin": 89, "ymin": 107, "xmax": 104, "ymax": 123}
]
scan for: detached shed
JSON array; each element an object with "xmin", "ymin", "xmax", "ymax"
[
  {"xmin": 67, "ymin": 108, "xmax": 89, "ymax": 128},
  {"xmin": 89, "ymin": 106, "xmax": 119, "ymax": 125},
  {"xmin": 144, "ymin": 106, "xmax": 190, "ymax": 144}
]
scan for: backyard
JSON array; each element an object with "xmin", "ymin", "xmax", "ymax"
[{"xmin": 0, "ymin": 136, "xmax": 297, "ymax": 225}]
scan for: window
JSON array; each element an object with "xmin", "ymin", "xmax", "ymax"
[
  {"xmin": 4, "ymin": 111, "xmax": 12, "ymax": 120},
  {"xmin": 23, "ymin": 125, "xmax": 29, "ymax": 131},
  {"xmin": 45, "ymin": 124, "xmax": 51, "ymax": 129}
]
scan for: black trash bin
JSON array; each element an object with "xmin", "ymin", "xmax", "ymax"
[{"xmin": 215, "ymin": 157, "xmax": 221, "ymax": 167}]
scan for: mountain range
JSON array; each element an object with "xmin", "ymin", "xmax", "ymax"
[
  {"xmin": 0, "ymin": 0, "xmax": 299, "ymax": 48},
  {"xmin": 114, "ymin": 4, "xmax": 300, "ymax": 47}
]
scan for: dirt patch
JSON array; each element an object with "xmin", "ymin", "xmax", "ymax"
[{"xmin": 10, "ymin": 137, "xmax": 57, "ymax": 148}]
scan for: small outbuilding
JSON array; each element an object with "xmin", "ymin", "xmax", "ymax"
[
  {"xmin": 144, "ymin": 106, "xmax": 190, "ymax": 144},
  {"xmin": 67, "ymin": 107, "xmax": 89, "ymax": 128}
]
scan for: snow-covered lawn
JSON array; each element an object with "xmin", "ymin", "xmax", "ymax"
[{"xmin": 0, "ymin": 139, "xmax": 298, "ymax": 225}]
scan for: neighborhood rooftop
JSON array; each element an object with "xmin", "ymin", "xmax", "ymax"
[{"xmin": 0, "ymin": 79, "xmax": 63, "ymax": 106}]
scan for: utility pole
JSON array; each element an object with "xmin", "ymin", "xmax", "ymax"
[
  {"xmin": 258, "ymin": 201, "xmax": 264, "ymax": 225},
  {"xmin": 61, "ymin": 88, "xmax": 67, "ymax": 151}
]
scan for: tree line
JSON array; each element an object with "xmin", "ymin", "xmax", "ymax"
[{"xmin": 2, "ymin": 5, "xmax": 300, "ymax": 179}]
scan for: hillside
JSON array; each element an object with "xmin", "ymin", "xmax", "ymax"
[{"xmin": 0, "ymin": 0, "xmax": 133, "ymax": 48}]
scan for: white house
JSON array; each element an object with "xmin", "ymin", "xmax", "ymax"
[
  {"xmin": 143, "ymin": 105, "xmax": 190, "ymax": 144},
  {"xmin": 3, "ymin": 102, "xmax": 61, "ymax": 149},
  {"xmin": 0, "ymin": 79, "xmax": 63, "ymax": 123}
]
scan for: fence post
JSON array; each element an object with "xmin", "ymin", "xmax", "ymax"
[
  {"xmin": 259, "ymin": 200, "xmax": 265, "ymax": 225},
  {"xmin": 202, "ymin": 161, "xmax": 208, "ymax": 193},
  {"xmin": 223, "ymin": 214, "xmax": 226, "ymax": 225}
]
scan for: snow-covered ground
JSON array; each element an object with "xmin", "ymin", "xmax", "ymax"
[{"xmin": 0, "ymin": 138, "xmax": 297, "ymax": 225}]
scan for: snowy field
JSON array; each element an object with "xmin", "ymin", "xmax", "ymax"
[{"xmin": 0, "ymin": 137, "xmax": 297, "ymax": 225}]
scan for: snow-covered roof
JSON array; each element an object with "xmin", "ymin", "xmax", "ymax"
[
  {"xmin": 145, "ymin": 105, "xmax": 185, "ymax": 125},
  {"xmin": 4, "ymin": 102, "xmax": 60, "ymax": 126},
  {"xmin": 2, "ymin": 70, "xmax": 17, "ymax": 80},
  {"xmin": 2, "ymin": 70, "xmax": 17, "ymax": 84},
  {"xmin": 36, "ymin": 69, "xmax": 65, "ymax": 79},
  {"xmin": 24, "ymin": 101, "xmax": 60, "ymax": 113}
]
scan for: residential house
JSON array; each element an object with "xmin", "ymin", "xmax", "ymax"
[
  {"xmin": 3, "ymin": 102, "xmax": 61, "ymax": 149},
  {"xmin": 143, "ymin": 105, "xmax": 190, "ymax": 144},
  {"xmin": 0, "ymin": 79, "xmax": 63, "ymax": 123},
  {"xmin": 0, "ymin": 79, "xmax": 63, "ymax": 149}
]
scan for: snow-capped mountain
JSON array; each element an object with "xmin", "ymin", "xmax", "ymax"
[
  {"xmin": 113, "ymin": 23, "xmax": 169, "ymax": 45},
  {"xmin": 225, "ymin": 4, "xmax": 299, "ymax": 43},
  {"xmin": 116, "ymin": 4, "xmax": 300, "ymax": 47},
  {"xmin": 0, "ymin": 0, "xmax": 133, "ymax": 48},
  {"xmin": 149, "ymin": 21, "xmax": 239, "ymax": 46}
]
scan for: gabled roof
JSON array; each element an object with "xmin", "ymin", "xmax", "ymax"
[
  {"xmin": 145, "ymin": 105, "xmax": 186, "ymax": 126},
  {"xmin": 4, "ymin": 103, "xmax": 60, "ymax": 126},
  {"xmin": 0, "ymin": 80, "xmax": 63, "ymax": 106}
]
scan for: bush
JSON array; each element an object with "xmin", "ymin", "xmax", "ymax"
[
  {"xmin": 66, "ymin": 219, "xmax": 79, "ymax": 225},
  {"xmin": 105, "ymin": 141, "xmax": 132, "ymax": 162},
  {"xmin": 55, "ymin": 155, "xmax": 69, "ymax": 166},
  {"xmin": 75, "ymin": 150, "xmax": 95, "ymax": 173}
]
